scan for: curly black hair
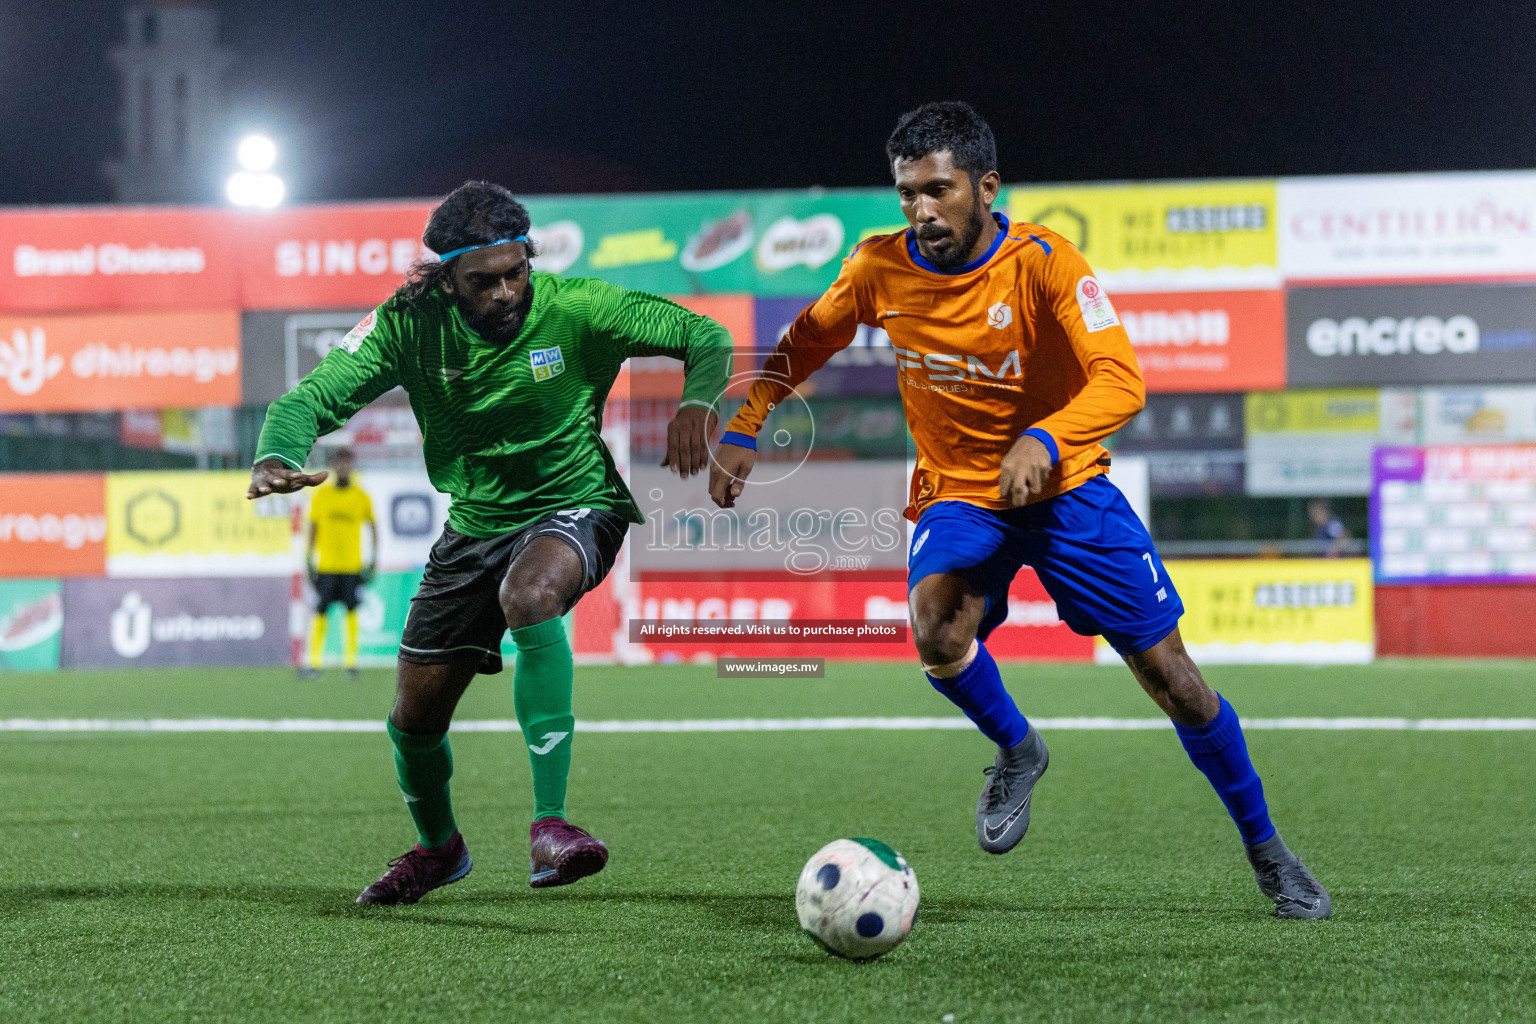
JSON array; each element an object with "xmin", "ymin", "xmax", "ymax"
[
  {"xmin": 394, "ymin": 181, "xmax": 540, "ymax": 305},
  {"xmin": 885, "ymin": 101, "xmax": 999, "ymax": 190}
]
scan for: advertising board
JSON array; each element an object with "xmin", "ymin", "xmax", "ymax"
[
  {"xmin": 0, "ymin": 311, "xmax": 241, "ymax": 411},
  {"xmin": 1380, "ymin": 387, "xmax": 1536, "ymax": 446},
  {"xmin": 1372, "ymin": 445, "xmax": 1536, "ymax": 584},
  {"xmin": 1245, "ymin": 389, "xmax": 1380, "ymax": 496},
  {"xmin": 0, "ymin": 473, "xmax": 106, "ymax": 577},
  {"xmin": 633, "ymin": 569, "xmax": 1093, "ymax": 662},
  {"xmin": 0, "ymin": 578, "xmax": 62, "ymax": 671},
  {"xmin": 60, "ymin": 576, "xmax": 291, "ymax": 668},
  {"xmin": 1008, "ymin": 181, "xmax": 1279, "ymax": 292},
  {"xmin": 105, "ymin": 471, "xmax": 297, "ymax": 577},
  {"xmin": 1096, "ymin": 558, "xmax": 1375, "ymax": 664},
  {"xmin": 1116, "ymin": 290, "xmax": 1285, "ymax": 392},
  {"xmin": 1279, "ymin": 173, "xmax": 1536, "ymax": 283},
  {"xmin": 1287, "ymin": 283, "xmax": 1536, "ymax": 386},
  {"xmin": 0, "ymin": 206, "xmax": 238, "ymax": 311}
]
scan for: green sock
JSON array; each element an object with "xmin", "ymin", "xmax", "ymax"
[
  {"xmin": 387, "ymin": 719, "xmax": 458, "ymax": 848},
  {"xmin": 511, "ymin": 616, "xmax": 575, "ymax": 822}
]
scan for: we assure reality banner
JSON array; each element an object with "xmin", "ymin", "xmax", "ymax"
[
  {"xmin": 1007, "ymin": 180, "xmax": 1279, "ymax": 292},
  {"xmin": 104, "ymin": 471, "xmax": 296, "ymax": 577},
  {"xmin": 1097, "ymin": 558, "xmax": 1375, "ymax": 664}
]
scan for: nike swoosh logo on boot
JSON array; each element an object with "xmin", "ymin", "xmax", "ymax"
[{"xmin": 984, "ymin": 793, "xmax": 1031, "ymax": 843}]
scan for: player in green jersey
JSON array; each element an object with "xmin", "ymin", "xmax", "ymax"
[{"xmin": 247, "ymin": 181, "xmax": 732, "ymax": 905}]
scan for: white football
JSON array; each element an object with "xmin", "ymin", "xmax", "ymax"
[{"xmin": 796, "ymin": 837, "xmax": 920, "ymax": 960}]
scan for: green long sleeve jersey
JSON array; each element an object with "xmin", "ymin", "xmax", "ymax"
[{"xmin": 256, "ymin": 273, "xmax": 733, "ymax": 537}]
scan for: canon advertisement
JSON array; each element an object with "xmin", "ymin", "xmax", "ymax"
[
  {"xmin": 60, "ymin": 577, "xmax": 290, "ymax": 668},
  {"xmin": 1287, "ymin": 284, "xmax": 1536, "ymax": 386}
]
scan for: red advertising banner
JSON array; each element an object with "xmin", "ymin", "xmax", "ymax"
[
  {"xmin": 622, "ymin": 294, "xmax": 757, "ymax": 400},
  {"xmin": 1376, "ymin": 583, "xmax": 1536, "ymax": 657},
  {"xmin": 235, "ymin": 202, "xmax": 435, "ymax": 309},
  {"xmin": 633, "ymin": 569, "xmax": 1092, "ymax": 662},
  {"xmin": 0, "ymin": 473, "xmax": 107, "ymax": 577},
  {"xmin": 0, "ymin": 207, "xmax": 238, "ymax": 312},
  {"xmin": 0, "ymin": 311, "xmax": 241, "ymax": 411},
  {"xmin": 1115, "ymin": 289, "xmax": 1285, "ymax": 392}
]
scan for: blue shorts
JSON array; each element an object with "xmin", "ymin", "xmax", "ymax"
[{"xmin": 907, "ymin": 476, "xmax": 1183, "ymax": 656}]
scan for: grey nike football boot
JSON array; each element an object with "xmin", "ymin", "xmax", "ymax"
[
  {"xmin": 976, "ymin": 725, "xmax": 1049, "ymax": 854},
  {"xmin": 1246, "ymin": 833, "xmax": 1331, "ymax": 919}
]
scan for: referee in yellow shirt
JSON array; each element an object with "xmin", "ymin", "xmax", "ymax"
[{"xmin": 302, "ymin": 448, "xmax": 377, "ymax": 677}]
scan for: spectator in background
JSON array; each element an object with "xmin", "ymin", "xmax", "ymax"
[
  {"xmin": 1308, "ymin": 498, "xmax": 1350, "ymax": 558},
  {"xmin": 302, "ymin": 447, "xmax": 376, "ymax": 678}
]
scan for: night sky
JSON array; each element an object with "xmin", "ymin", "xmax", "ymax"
[{"xmin": 4, "ymin": 0, "xmax": 1536, "ymax": 205}]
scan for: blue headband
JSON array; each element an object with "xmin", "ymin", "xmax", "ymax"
[{"xmin": 436, "ymin": 235, "xmax": 529, "ymax": 261}]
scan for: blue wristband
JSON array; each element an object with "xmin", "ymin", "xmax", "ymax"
[
  {"xmin": 1021, "ymin": 428, "xmax": 1060, "ymax": 466},
  {"xmin": 720, "ymin": 430, "xmax": 758, "ymax": 451}
]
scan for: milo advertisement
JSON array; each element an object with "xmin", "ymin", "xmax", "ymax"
[
  {"xmin": 522, "ymin": 189, "xmax": 907, "ymax": 296},
  {"xmin": 0, "ymin": 578, "xmax": 63, "ymax": 671}
]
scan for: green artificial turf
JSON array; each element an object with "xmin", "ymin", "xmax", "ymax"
[{"xmin": 1, "ymin": 661, "xmax": 1533, "ymax": 1022}]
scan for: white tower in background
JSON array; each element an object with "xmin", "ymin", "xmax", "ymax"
[{"xmin": 104, "ymin": 2, "xmax": 234, "ymax": 204}]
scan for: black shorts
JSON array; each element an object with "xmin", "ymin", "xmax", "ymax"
[
  {"xmin": 398, "ymin": 507, "xmax": 629, "ymax": 674},
  {"xmin": 315, "ymin": 573, "xmax": 363, "ymax": 612}
]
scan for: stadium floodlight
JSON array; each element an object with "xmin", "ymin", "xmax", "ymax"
[
  {"xmin": 228, "ymin": 134, "xmax": 284, "ymax": 207},
  {"xmin": 236, "ymin": 134, "xmax": 278, "ymax": 172},
  {"xmin": 227, "ymin": 170, "xmax": 285, "ymax": 208}
]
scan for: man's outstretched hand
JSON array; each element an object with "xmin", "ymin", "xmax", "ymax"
[
  {"xmin": 708, "ymin": 441, "xmax": 756, "ymax": 509},
  {"xmin": 247, "ymin": 458, "xmax": 328, "ymax": 499},
  {"xmin": 998, "ymin": 434, "xmax": 1054, "ymax": 507},
  {"xmin": 661, "ymin": 406, "xmax": 718, "ymax": 479}
]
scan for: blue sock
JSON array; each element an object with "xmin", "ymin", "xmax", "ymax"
[
  {"xmin": 1173, "ymin": 695, "xmax": 1276, "ymax": 845},
  {"xmin": 926, "ymin": 641, "xmax": 1030, "ymax": 749}
]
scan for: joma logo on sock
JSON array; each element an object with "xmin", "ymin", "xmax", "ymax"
[{"xmin": 528, "ymin": 731, "xmax": 569, "ymax": 755}]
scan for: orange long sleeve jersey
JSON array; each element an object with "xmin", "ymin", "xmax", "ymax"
[{"xmin": 723, "ymin": 215, "xmax": 1146, "ymax": 522}]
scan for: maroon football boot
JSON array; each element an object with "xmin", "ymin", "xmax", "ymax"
[
  {"xmin": 529, "ymin": 816, "xmax": 609, "ymax": 888},
  {"xmin": 355, "ymin": 831, "xmax": 472, "ymax": 905}
]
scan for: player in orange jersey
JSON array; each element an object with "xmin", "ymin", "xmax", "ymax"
[{"xmin": 709, "ymin": 102, "xmax": 1328, "ymax": 919}]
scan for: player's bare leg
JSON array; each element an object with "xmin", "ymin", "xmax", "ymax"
[
  {"xmin": 911, "ymin": 572, "xmax": 1048, "ymax": 855},
  {"xmin": 1122, "ymin": 626, "xmax": 1221, "ymax": 726},
  {"xmin": 500, "ymin": 535, "xmax": 610, "ymax": 888},
  {"xmin": 1125, "ymin": 628, "xmax": 1330, "ymax": 919},
  {"xmin": 357, "ymin": 659, "xmax": 478, "ymax": 905}
]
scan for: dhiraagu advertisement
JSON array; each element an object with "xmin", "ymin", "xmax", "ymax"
[
  {"xmin": 1096, "ymin": 559, "xmax": 1375, "ymax": 664},
  {"xmin": 1008, "ymin": 180, "xmax": 1279, "ymax": 292},
  {"xmin": 105, "ymin": 471, "xmax": 297, "ymax": 577}
]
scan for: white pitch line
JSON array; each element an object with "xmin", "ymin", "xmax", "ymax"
[{"xmin": 2, "ymin": 716, "xmax": 1536, "ymax": 733}]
